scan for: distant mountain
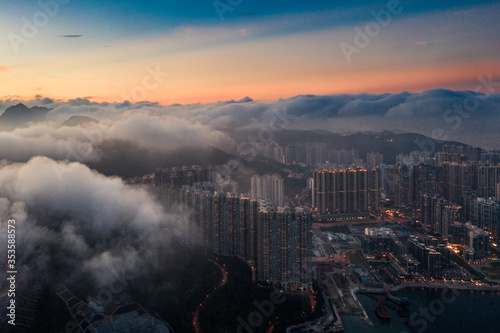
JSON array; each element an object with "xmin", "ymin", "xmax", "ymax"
[
  {"xmin": 0, "ymin": 103, "xmax": 51, "ymax": 130},
  {"xmin": 87, "ymin": 140, "xmax": 236, "ymax": 178},
  {"xmin": 272, "ymin": 129, "xmax": 471, "ymax": 164},
  {"xmin": 62, "ymin": 115, "xmax": 99, "ymax": 127}
]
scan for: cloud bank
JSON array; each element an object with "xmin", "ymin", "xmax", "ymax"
[
  {"xmin": 1, "ymin": 89, "xmax": 498, "ymax": 156},
  {"xmin": 0, "ymin": 157, "xmax": 198, "ymax": 289}
]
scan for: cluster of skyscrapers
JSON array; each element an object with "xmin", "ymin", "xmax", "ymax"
[
  {"xmin": 154, "ymin": 166, "xmax": 312, "ymax": 290},
  {"xmin": 404, "ymin": 148, "xmax": 500, "ymax": 261},
  {"xmin": 322, "ymin": 145, "xmax": 500, "ymax": 268},
  {"xmin": 243, "ymin": 140, "xmax": 384, "ymax": 167},
  {"xmin": 179, "ymin": 186, "xmax": 312, "ymax": 289},
  {"xmin": 448, "ymin": 222, "xmax": 490, "ymax": 262},
  {"xmin": 361, "ymin": 228, "xmax": 453, "ymax": 278},
  {"xmin": 420, "ymin": 194, "xmax": 462, "ymax": 236},
  {"xmin": 154, "ymin": 166, "xmax": 214, "ymax": 204},
  {"xmin": 419, "ymin": 176, "xmax": 499, "ymax": 241},
  {"xmin": 284, "ymin": 143, "xmax": 327, "ymax": 165},
  {"xmin": 151, "ymin": 144, "xmax": 500, "ymax": 285},
  {"xmin": 407, "ymin": 236, "xmax": 448, "ymax": 277},
  {"xmin": 375, "ymin": 161, "xmax": 499, "ymax": 207}
]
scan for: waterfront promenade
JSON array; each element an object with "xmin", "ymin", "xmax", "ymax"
[{"xmin": 390, "ymin": 281, "xmax": 500, "ymax": 293}]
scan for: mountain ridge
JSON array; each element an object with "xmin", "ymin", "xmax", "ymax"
[{"xmin": 0, "ymin": 103, "xmax": 51, "ymax": 129}]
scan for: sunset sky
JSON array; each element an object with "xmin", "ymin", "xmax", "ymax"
[{"xmin": 1, "ymin": 0, "xmax": 499, "ymax": 104}]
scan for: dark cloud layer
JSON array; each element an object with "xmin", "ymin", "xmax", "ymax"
[{"xmin": 0, "ymin": 89, "xmax": 498, "ymax": 175}]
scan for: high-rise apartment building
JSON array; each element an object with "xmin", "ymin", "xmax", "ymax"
[
  {"xmin": 442, "ymin": 162, "xmax": 500, "ymax": 204},
  {"xmin": 312, "ymin": 167, "xmax": 379, "ymax": 214},
  {"xmin": 285, "ymin": 143, "xmax": 327, "ymax": 165},
  {"xmin": 420, "ymin": 194, "xmax": 462, "ymax": 235},
  {"xmin": 179, "ymin": 186, "xmax": 312, "ymax": 289},
  {"xmin": 476, "ymin": 164, "xmax": 500, "ymax": 199},
  {"xmin": 440, "ymin": 145, "xmax": 481, "ymax": 163},
  {"xmin": 442, "ymin": 162, "xmax": 474, "ymax": 204},
  {"xmin": 250, "ymin": 173, "xmax": 284, "ymax": 206},
  {"xmin": 257, "ymin": 206, "xmax": 312, "ymax": 289},
  {"xmin": 467, "ymin": 227, "xmax": 489, "ymax": 260},
  {"xmin": 383, "ymin": 164, "xmax": 410, "ymax": 206},
  {"xmin": 410, "ymin": 164, "xmax": 443, "ymax": 202},
  {"xmin": 473, "ymin": 197, "xmax": 500, "ymax": 239},
  {"xmin": 154, "ymin": 166, "xmax": 213, "ymax": 204}
]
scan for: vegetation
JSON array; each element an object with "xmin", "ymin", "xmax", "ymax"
[
  {"xmin": 198, "ymin": 255, "xmax": 314, "ymax": 333},
  {"xmin": 32, "ymin": 245, "xmax": 221, "ymax": 333}
]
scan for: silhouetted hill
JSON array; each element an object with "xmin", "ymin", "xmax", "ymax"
[
  {"xmin": 273, "ymin": 130, "xmax": 470, "ymax": 164},
  {"xmin": 62, "ymin": 115, "xmax": 99, "ymax": 127},
  {"xmin": 89, "ymin": 139, "xmax": 303, "ymax": 192},
  {"xmin": 87, "ymin": 140, "xmax": 236, "ymax": 178},
  {"xmin": 0, "ymin": 103, "xmax": 51, "ymax": 129}
]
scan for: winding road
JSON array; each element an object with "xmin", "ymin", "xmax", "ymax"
[{"xmin": 192, "ymin": 259, "xmax": 228, "ymax": 333}]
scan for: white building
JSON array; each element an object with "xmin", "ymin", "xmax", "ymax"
[{"xmin": 251, "ymin": 173, "xmax": 284, "ymax": 206}]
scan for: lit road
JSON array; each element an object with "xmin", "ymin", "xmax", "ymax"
[{"xmin": 192, "ymin": 259, "xmax": 228, "ymax": 333}]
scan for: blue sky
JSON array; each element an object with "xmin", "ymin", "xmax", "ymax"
[
  {"xmin": 1, "ymin": 0, "xmax": 499, "ymax": 104},
  {"xmin": 4, "ymin": 0, "xmax": 497, "ymax": 36}
]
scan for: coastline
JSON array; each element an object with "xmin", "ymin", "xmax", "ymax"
[
  {"xmin": 390, "ymin": 282, "xmax": 500, "ymax": 293},
  {"xmin": 346, "ymin": 282, "xmax": 500, "ymax": 328},
  {"xmin": 350, "ymin": 287, "xmax": 374, "ymax": 327},
  {"xmin": 342, "ymin": 285, "xmax": 500, "ymax": 333}
]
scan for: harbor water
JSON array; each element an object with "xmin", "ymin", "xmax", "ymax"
[{"xmin": 342, "ymin": 287, "xmax": 500, "ymax": 332}]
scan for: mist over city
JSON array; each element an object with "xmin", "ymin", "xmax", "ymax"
[{"xmin": 1, "ymin": 0, "xmax": 500, "ymax": 332}]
